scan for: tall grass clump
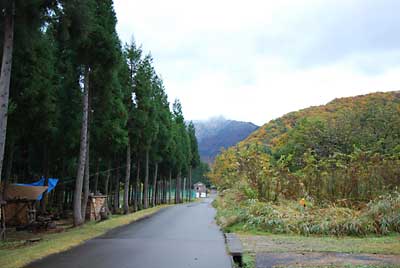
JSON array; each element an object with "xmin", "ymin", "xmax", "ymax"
[{"xmin": 214, "ymin": 190, "xmax": 400, "ymax": 237}]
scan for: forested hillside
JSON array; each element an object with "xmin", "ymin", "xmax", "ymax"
[
  {"xmin": 193, "ymin": 117, "xmax": 258, "ymax": 163},
  {"xmin": 210, "ymin": 91, "xmax": 400, "ymax": 236},
  {"xmin": 0, "ymin": 0, "xmax": 200, "ymax": 231}
]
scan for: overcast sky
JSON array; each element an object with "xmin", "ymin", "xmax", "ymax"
[{"xmin": 114, "ymin": 0, "xmax": 400, "ymax": 125}]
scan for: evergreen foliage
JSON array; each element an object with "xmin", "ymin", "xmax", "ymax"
[{"xmin": 0, "ymin": 0, "xmax": 200, "ymax": 225}]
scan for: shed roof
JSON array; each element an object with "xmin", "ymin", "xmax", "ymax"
[{"xmin": 1, "ymin": 184, "xmax": 48, "ymax": 201}]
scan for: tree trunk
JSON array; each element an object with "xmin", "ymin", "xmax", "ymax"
[
  {"xmin": 40, "ymin": 144, "xmax": 49, "ymax": 213},
  {"xmin": 81, "ymin": 75, "xmax": 93, "ymax": 220},
  {"xmin": 0, "ymin": 2, "xmax": 14, "ymax": 188},
  {"xmin": 175, "ymin": 171, "xmax": 181, "ymax": 204},
  {"xmin": 151, "ymin": 163, "xmax": 158, "ymax": 207},
  {"xmin": 161, "ymin": 179, "xmax": 165, "ymax": 204},
  {"xmin": 0, "ymin": 203, "xmax": 5, "ymax": 240},
  {"xmin": 143, "ymin": 149, "xmax": 149, "ymax": 209},
  {"xmin": 104, "ymin": 160, "xmax": 111, "ymax": 195},
  {"xmin": 129, "ymin": 183, "xmax": 132, "ymax": 206},
  {"xmin": 63, "ymin": 181, "xmax": 69, "ymax": 210},
  {"xmin": 81, "ymin": 131, "xmax": 90, "ymax": 220},
  {"xmin": 179, "ymin": 172, "xmax": 183, "ymax": 203},
  {"xmin": 142, "ymin": 177, "xmax": 145, "ymax": 207},
  {"xmin": 113, "ymin": 163, "xmax": 120, "ymax": 213},
  {"xmin": 164, "ymin": 178, "xmax": 168, "ymax": 204},
  {"xmin": 56, "ymin": 159, "xmax": 66, "ymax": 211},
  {"xmin": 158, "ymin": 179, "xmax": 160, "ymax": 204},
  {"xmin": 134, "ymin": 160, "xmax": 140, "ymax": 211},
  {"xmin": 160, "ymin": 179, "xmax": 163, "ymax": 204},
  {"xmin": 188, "ymin": 166, "xmax": 192, "ymax": 201},
  {"xmin": 157, "ymin": 180, "xmax": 161, "ymax": 205},
  {"xmin": 183, "ymin": 176, "xmax": 186, "ymax": 202},
  {"xmin": 161, "ymin": 180, "xmax": 164, "ymax": 204},
  {"xmin": 104, "ymin": 160, "xmax": 111, "ymax": 209},
  {"xmin": 93, "ymin": 158, "xmax": 100, "ymax": 195},
  {"xmin": 73, "ymin": 66, "xmax": 90, "ymax": 226},
  {"xmin": 0, "ymin": 6, "xmax": 14, "ymax": 239},
  {"xmin": 175, "ymin": 175, "xmax": 178, "ymax": 204},
  {"xmin": 4, "ymin": 140, "xmax": 14, "ymax": 185},
  {"xmin": 123, "ymin": 141, "xmax": 131, "ymax": 214},
  {"xmin": 169, "ymin": 170, "xmax": 172, "ymax": 204}
]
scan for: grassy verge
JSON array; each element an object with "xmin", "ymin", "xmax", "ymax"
[
  {"xmin": 236, "ymin": 230, "xmax": 400, "ymax": 255},
  {"xmin": 214, "ymin": 190, "xmax": 400, "ymax": 237},
  {"xmin": 0, "ymin": 205, "xmax": 170, "ymax": 268},
  {"xmin": 214, "ymin": 191, "xmax": 400, "ymax": 267}
]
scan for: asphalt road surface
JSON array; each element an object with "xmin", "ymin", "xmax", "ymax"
[{"xmin": 26, "ymin": 196, "xmax": 232, "ymax": 268}]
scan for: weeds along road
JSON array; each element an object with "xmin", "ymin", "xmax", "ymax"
[{"xmin": 25, "ymin": 196, "xmax": 232, "ymax": 268}]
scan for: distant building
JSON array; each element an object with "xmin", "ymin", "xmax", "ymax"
[{"xmin": 194, "ymin": 182, "xmax": 207, "ymax": 198}]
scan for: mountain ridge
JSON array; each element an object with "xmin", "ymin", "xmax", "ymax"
[
  {"xmin": 192, "ymin": 117, "xmax": 258, "ymax": 163},
  {"xmin": 241, "ymin": 91, "xmax": 400, "ymax": 148}
]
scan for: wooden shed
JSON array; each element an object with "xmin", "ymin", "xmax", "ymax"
[
  {"xmin": 85, "ymin": 195, "xmax": 107, "ymax": 221},
  {"xmin": 1, "ymin": 184, "xmax": 48, "ymax": 226}
]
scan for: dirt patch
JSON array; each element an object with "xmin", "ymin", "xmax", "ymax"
[{"xmin": 0, "ymin": 219, "xmax": 72, "ymax": 250}]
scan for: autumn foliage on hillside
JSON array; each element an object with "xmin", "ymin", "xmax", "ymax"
[{"xmin": 210, "ymin": 91, "xmax": 400, "ymax": 203}]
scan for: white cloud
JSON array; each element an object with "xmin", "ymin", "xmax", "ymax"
[{"xmin": 114, "ymin": 0, "xmax": 400, "ymax": 125}]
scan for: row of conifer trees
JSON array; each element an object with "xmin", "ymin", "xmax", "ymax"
[{"xmin": 0, "ymin": 0, "xmax": 200, "ymax": 227}]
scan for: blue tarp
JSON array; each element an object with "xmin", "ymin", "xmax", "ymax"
[{"xmin": 17, "ymin": 177, "xmax": 59, "ymax": 200}]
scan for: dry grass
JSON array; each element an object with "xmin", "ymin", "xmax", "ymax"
[{"xmin": 215, "ymin": 190, "xmax": 400, "ymax": 236}]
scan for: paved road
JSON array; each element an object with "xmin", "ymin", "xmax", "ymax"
[{"xmin": 26, "ymin": 196, "xmax": 232, "ymax": 268}]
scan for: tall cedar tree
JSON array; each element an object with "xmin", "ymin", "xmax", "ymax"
[
  {"xmin": 122, "ymin": 39, "xmax": 141, "ymax": 214},
  {"xmin": 150, "ymin": 76, "xmax": 171, "ymax": 206},
  {"xmin": 172, "ymin": 100, "xmax": 190, "ymax": 203},
  {"xmin": 187, "ymin": 121, "xmax": 200, "ymax": 201},
  {"xmin": 89, "ymin": 0, "xmax": 128, "ymax": 215},
  {"xmin": 134, "ymin": 55, "xmax": 159, "ymax": 209}
]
